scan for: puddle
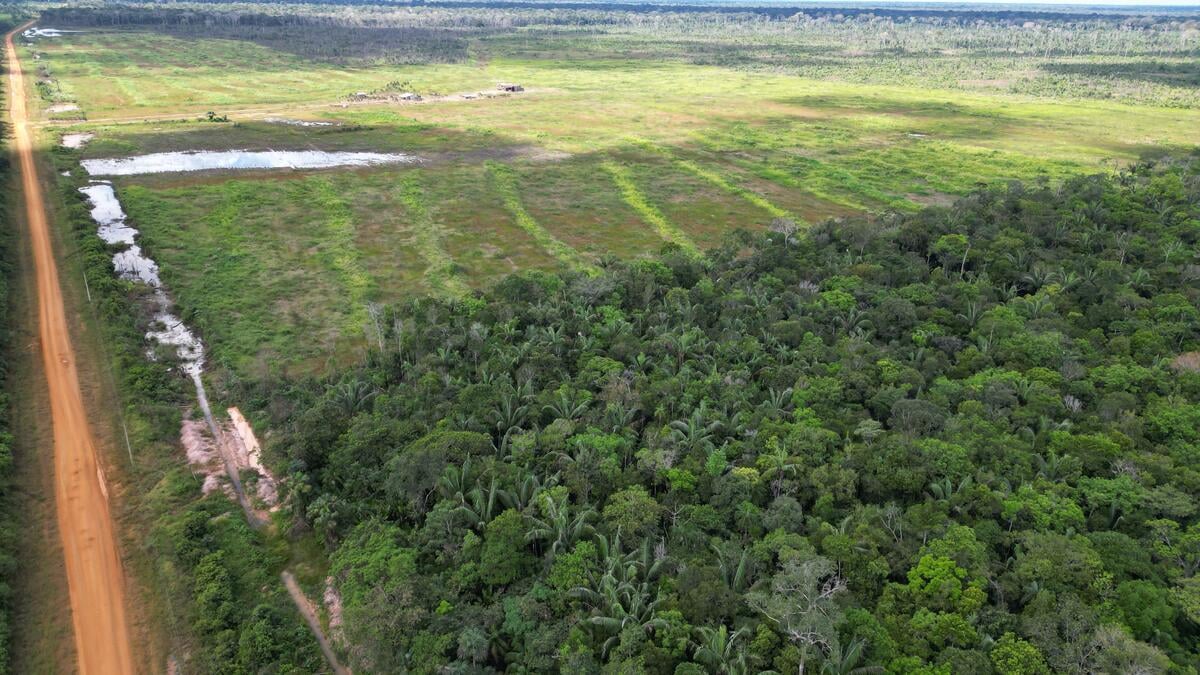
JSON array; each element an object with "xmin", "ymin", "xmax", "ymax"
[
  {"xmin": 263, "ymin": 117, "xmax": 337, "ymax": 128},
  {"xmin": 80, "ymin": 183, "xmax": 139, "ymax": 246},
  {"xmin": 47, "ymin": 103, "xmax": 81, "ymax": 114},
  {"xmin": 23, "ymin": 27, "xmax": 82, "ymax": 39},
  {"xmin": 82, "ymin": 149, "xmax": 418, "ymax": 176},
  {"xmin": 80, "ymin": 165, "xmax": 274, "ymax": 525},
  {"xmin": 79, "ymin": 182, "xmax": 204, "ymax": 376},
  {"xmin": 61, "ymin": 132, "xmax": 95, "ymax": 149}
]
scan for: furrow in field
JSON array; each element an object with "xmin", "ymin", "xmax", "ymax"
[
  {"xmin": 633, "ymin": 139, "xmax": 797, "ymax": 223},
  {"xmin": 395, "ymin": 173, "xmax": 470, "ymax": 298},
  {"xmin": 601, "ymin": 161, "xmax": 699, "ymax": 256},
  {"xmin": 303, "ymin": 179, "xmax": 374, "ymax": 331},
  {"xmin": 485, "ymin": 161, "xmax": 598, "ymax": 274}
]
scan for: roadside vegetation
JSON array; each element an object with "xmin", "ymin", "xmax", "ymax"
[
  {"xmin": 47, "ymin": 149, "xmax": 324, "ymax": 673},
  {"xmin": 271, "ymin": 156, "xmax": 1200, "ymax": 673},
  {"xmin": 0, "ymin": 18, "xmax": 17, "ymax": 667}
]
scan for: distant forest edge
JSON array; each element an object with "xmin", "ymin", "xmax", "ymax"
[
  {"xmin": 38, "ymin": 0, "xmax": 1200, "ymax": 107},
  {"xmin": 39, "ymin": 2, "xmax": 1200, "ymax": 23}
]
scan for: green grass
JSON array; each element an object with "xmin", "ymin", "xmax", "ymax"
[
  {"xmin": 303, "ymin": 179, "xmax": 373, "ymax": 332},
  {"xmin": 486, "ymin": 161, "xmax": 598, "ymax": 274},
  {"xmin": 395, "ymin": 171, "xmax": 471, "ymax": 299},
  {"xmin": 602, "ymin": 161, "xmax": 700, "ymax": 255},
  {"xmin": 37, "ymin": 25, "xmax": 1200, "ymax": 375}
]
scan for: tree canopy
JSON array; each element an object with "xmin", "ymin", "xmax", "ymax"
[{"xmin": 270, "ymin": 155, "xmax": 1200, "ymax": 673}]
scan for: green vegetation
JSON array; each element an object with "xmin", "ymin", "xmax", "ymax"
[
  {"xmin": 27, "ymin": 6, "xmax": 1197, "ymax": 375},
  {"xmin": 0, "ymin": 32, "xmax": 16, "ymax": 669},
  {"xmin": 305, "ymin": 178, "xmax": 374, "ymax": 333},
  {"xmin": 25, "ymin": 3, "xmax": 1200, "ymax": 377},
  {"xmin": 22, "ymin": 4, "xmax": 1200, "ymax": 672},
  {"xmin": 674, "ymin": 158, "xmax": 792, "ymax": 222},
  {"xmin": 49, "ymin": 152, "xmax": 324, "ymax": 672},
  {"xmin": 271, "ymin": 156, "xmax": 1200, "ymax": 673},
  {"xmin": 396, "ymin": 171, "xmax": 472, "ymax": 300},
  {"xmin": 487, "ymin": 161, "xmax": 597, "ymax": 274},
  {"xmin": 602, "ymin": 161, "xmax": 701, "ymax": 256}
]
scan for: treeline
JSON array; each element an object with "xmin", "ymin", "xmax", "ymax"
[
  {"xmin": 48, "ymin": 150, "xmax": 325, "ymax": 672},
  {"xmin": 38, "ymin": 3, "xmax": 1199, "ymax": 105},
  {"xmin": 262, "ymin": 155, "xmax": 1200, "ymax": 673},
  {"xmin": 66, "ymin": 0, "xmax": 1198, "ymax": 24}
]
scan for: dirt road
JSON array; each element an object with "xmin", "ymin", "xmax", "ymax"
[
  {"xmin": 5, "ymin": 24, "xmax": 135, "ymax": 674},
  {"xmin": 281, "ymin": 571, "xmax": 352, "ymax": 675}
]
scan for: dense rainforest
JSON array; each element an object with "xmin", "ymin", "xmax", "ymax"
[{"xmin": 260, "ymin": 156, "xmax": 1200, "ymax": 673}]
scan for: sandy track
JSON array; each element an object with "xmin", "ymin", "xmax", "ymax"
[
  {"xmin": 282, "ymin": 571, "xmax": 352, "ymax": 675},
  {"xmin": 5, "ymin": 24, "xmax": 135, "ymax": 675}
]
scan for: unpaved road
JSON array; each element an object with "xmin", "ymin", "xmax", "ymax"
[
  {"xmin": 5, "ymin": 24, "xmax": 135, "ymax": 674},
  {"xmin": 282, "ymin": 571, "xmax": 352, "ymax": 675}
]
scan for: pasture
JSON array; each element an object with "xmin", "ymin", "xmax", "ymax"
[{"xmin": 30, "ymin": 14, "xmax": 1200, "ymax": 374}]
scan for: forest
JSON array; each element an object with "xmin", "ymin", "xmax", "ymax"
[
  {"xmin": 16, "ymin": 2, "xmax": 1200, "ymax": 671},
  {"xmin": 219, "ymin": 154, "xmax": 1200, "ymax": 673}
]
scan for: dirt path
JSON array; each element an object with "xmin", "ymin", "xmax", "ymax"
[
  {"xmin": 5, "ymin": 23, "xmax": 135, "ymax": 675},
  {"xmin": 281, "ymin": 571, "xmax": 352, "ymax": 675}
]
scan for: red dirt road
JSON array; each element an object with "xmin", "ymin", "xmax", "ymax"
[{"xmin": 5, "ymin": 24, "xmax": 135, "ymax": 674}]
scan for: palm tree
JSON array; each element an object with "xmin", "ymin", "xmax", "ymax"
[
  {"xmin": 584, "ymin": 583, "xmax": 666, "ymax": 658},
  {"xmin": 670, "ymin": 402, "xmax": 722, "ymax": 456},
  {"xmin": 758, "ymin": 442, "xmax": 800, "ymax": 499},
  {"xmin": 500, "ymin": 470, "xmax": 556, "ymax": 513},
  {"xmin": 524, "ymin": 497, "xmax": 596, "ymax": 559},
  {"xmin": 714, "ymin": 543, "xmax": 752, "ymax": 593},
  {"xmin": 691, "ymin": 625, "xmax": 749, "ymax": 675},
  {"xmin": 491, "ymin": 391, "xmax": 529, "ymax": 453},
  {"xmin": 330, "ymin": 379, "xmax": 377, "ymax": 416},
  {"xmin": 819, "ymin": 639, "xmax": 882, "ymax": 675},
  {"xmin": 544, "ymin": 389, "xmax": 592, "ymax": 423},
  {"xmin": 760, "ymin": 387, "xmax": 794, "ymax": 419},
  {"xmin": 437, "ymin": 456, "xmax": 478, "ymax": 504},
  {"xmin": 454, "ymin": 476, "xmax": 501, "ymax": 532}
]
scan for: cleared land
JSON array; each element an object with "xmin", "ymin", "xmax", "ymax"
[{"xmin": 27, "ymin": 18, "xmax": 1200, "ymax": 375}]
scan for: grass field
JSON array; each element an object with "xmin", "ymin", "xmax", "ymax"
[{"xmin": 28, "ymin": 23, "xmax": 1200, "ymax": 374}]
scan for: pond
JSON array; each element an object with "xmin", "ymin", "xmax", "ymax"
[{"xmin": 82, "ymin": 150, "xmax": 418, "ymax": 176}]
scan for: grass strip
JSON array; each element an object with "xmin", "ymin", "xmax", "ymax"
[
  {"xmin": 601, "ymin": 161, "xmax": 699, "ymax": 256},
  {"xmin": 485, "ymin": 161, "xmax": 598, "ymax": 275},
  {"xmin": 396, "ymin": 172, "xmax": 470, "ymax": 299},
  {"xmin": 306, "ymin": 179, "xmax": 374, "ymax": 331}
]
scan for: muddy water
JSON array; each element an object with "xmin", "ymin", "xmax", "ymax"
[
  {"xmin": 82, "ymin": 149, "xmax": 417, "ymax": 176},
  {"xmin": 61, "ymin": 132, "xmax": 94, "ymax": 149},
  {"xmin": 263, "ymin": 117, "xmax": 337, "ymax": 127},
  {"xmin": 79, "ymin": 181, "xmax": 264, "ymax": 525}
]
